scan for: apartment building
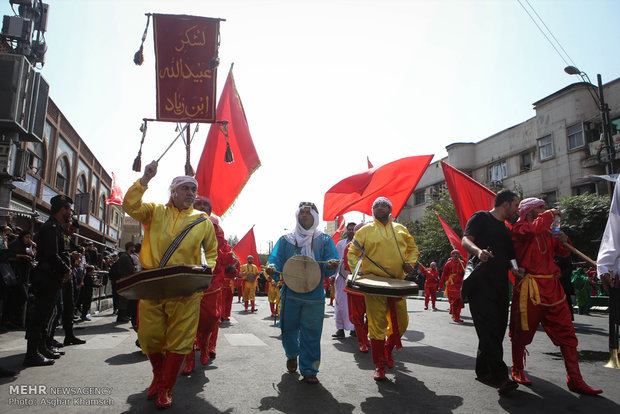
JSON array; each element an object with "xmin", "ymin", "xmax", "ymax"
[{"xmin": 400, "ymin": 78, "xmax": 620, "ymax": 223}]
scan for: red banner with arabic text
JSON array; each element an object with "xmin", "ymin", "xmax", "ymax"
[{"xmin": 153, "ymin": 14, "xmax": 220, "ymax": 122}]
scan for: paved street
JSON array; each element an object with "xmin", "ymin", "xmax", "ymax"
[{"xmin": 0, "ymin": 296, "xmax": 619, "ymax": 413}]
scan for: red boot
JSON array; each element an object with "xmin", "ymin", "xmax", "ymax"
[
  {"xmin": 208, "ymin": 324, "xmax": 219, "ymax": 359},
  {"xmin": 251, "ymin": 300, "xmax": 257, "ymax": 312},
  {"xmin": 355, "ymin": 324, "xmax": 370, "ymax": 353},
  {"xmin": 385, "ymin": 336, "xmax": 395, "ymax": 369},
  {"xmin": 156, "ymin": 352, "xmax": 185, "ymax": 408},
  {"xmin": 454, "ymin": 306, "xmax": 464, "ymax": 323},
  {"xmin": 511, "ymin": 345, "xmax": 532, "ymax": 385},
  {"xmin": 181, "ymin": 348, "xmax": 195, "ymax": 375},
  {"xmin": 146, "ymin": 353, "xmax": 163, "ymax": 399},
  {"xmin": 561, "ymin": 346, "xmax": 602, "ymax": 395},
  {"xmin": 371, "ymin": 339, "xmax": 386, "ymax": 381},
  {"xmin": 270, "ymin": 302, "xmax": 276, "ymax": 317},
  {"xmin": 244, "ymin": 301, "xmax": 249, "ymax": 311}
]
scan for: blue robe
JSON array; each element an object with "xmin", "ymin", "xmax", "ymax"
[{"xmin": 268, "ymin": 233, "xmax": 338, "ymax": 376}]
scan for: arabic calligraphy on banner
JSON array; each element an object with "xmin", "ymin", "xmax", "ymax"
[{"xmin": 153, "ymin": 14, "xmax": 220, "ymax": 122}]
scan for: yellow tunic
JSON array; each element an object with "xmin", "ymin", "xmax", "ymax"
[
  {"xmin": 123, "ymin": 180, "xmax": 218, "ymax": 354},
  {"xmin": 265, "ymin": 269, "xmax": 282, "ymax": 304},
  {"xmin": 347, "ymin": 219, "xmax": 419, "ymax": 340},
  {"xmin": 240, "ymin": 263, "xmax": 259, "ymax": 301}
]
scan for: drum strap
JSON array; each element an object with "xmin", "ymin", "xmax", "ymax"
[
  {"xmin": 159, "ymin": 216, "xmax": 208, "ymax": 267},
  {"xmin": 352, "ymin": 240, "xmax": 398, "ymax": 279}
]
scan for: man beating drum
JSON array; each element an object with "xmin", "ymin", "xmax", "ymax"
[
  {"xmin": 347, "ymin": 196, "xmax": 419, "ymax": 381},
  {"xmin": 123, "ymin": 160, "xmax": 218, "ymax": 408},
  {"xmin": 266, "ymin": 202, "xmax": 339, "ymax": 384}
]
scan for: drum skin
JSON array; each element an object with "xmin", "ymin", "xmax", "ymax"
[
  {"xmin": 282, "ymin": 255, "xmax": 322, "ymax": 294},
  {"xmin": 117, "ymin": 265, "xmax": 213, "ymax": 300},
  {"xmin": 346, "ymin": 273, "xmax": 418, "ymax": 298}
]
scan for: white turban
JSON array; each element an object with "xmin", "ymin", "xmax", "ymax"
[{"xmin": 284, "ymin": 204, "xmax": 323, "ymax": 259}]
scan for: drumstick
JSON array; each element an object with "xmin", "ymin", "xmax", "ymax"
[
  {"xmin": 562, "ymin": 242, "xmax": 597, "ymax": 268},
  {"xmin": 285, "ymin": 257, "xmax": 334, "ymax": 264}
]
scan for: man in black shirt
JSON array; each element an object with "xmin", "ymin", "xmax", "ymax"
[
  {"xmin": 462, "ymin": 190, "xmax": 522, "ymax": 394},
  {"xmin": 24, "ymin": 195, "xmax": 73, "ymax": 367}
]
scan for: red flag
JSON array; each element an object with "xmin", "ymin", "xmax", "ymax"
[
  {"xmin": 195, "ymin": 66, "xmax": 261, "ymax": 216},
  {"xmin": 367, "ymin": 156, "xmax": 374, "ymax": 169},
  {"xmin": 332, "ymin": 216, "xmax": 345, "ymax": 245},
  {"xmin": 105, "ymin": 173, "xmax": 124, "ymax": 206},
  {"xmin": 435, "ymin": 211, "xmax": 467, "ymax": 258},
  {"xmin": 323, "ymin": 155, "xmax": 433, "ymax": 221},
  {"xmin": 441, "ymin": 161, "xmax": 496, "ymax": 232},
  {"xmin": 232, "ymin": 227, "xmax": 262, "ymax": 270}
]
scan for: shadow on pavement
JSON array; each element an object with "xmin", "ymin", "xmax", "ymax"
[
  {"xmin": 396, "ymin": 345, "xmax": 475, "ymax": 370},
  {"xmin": 361, "ymin": 372, "xmax": 463, "ymax": 413},
  {"xmin": 258, "ymin": 372, "xmax": 355, "ymax": 413},
  {"xmin": 572, "ymin": 321, "xmax": 610, "ymax": 337},
  {"xmin": 123, "ymin": 369, "xmax": 231, "ymax": 413},
  {"xmin": 105, "ymin": 350, "xmax": 145, "ymax": 366},
  {"xmin": 497, "ymin": 374, "xmax": 619, "ymax": 413}
]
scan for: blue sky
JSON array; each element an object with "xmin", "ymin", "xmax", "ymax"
[{"xmin": 2, "ymin": 0, "xmax": 619, "ymax": 251}]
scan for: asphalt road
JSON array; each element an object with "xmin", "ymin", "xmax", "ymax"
[{"xmin": 1, "ymin": 296, "xmax": 619, "ymax": 413}]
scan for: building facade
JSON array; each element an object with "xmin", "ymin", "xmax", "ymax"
[
  {"xmin": 400, "ymin": 78, "xmax": 620, "ymax": 223},
  {"xmin": 9, "ymin": 97, "xmax": 123, "ymax": 250}
]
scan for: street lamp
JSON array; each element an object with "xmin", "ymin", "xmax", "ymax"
[{"xmin": 564, "ymin": 66, "xmax": 616, "ymax": 177}]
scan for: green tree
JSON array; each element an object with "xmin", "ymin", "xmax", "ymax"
[
  {"xmin": 401, "ymin": 189, "xmax": 461, "ymax": 267},
  {"xmin": 555, "ymin": 193, "xmax": 611, "ymax": 260},
  {"xmin": 227, "ymin": 235, "xmax": 239, "ymax": 248}
]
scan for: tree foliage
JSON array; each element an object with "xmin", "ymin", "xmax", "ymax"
[
  {"xmin": 401, "ymin": 189, "xmax": 461, "ymax": 267},
  {"xmin": 555, "ymin": 193, "xmax": 611, "ymax": 260}
]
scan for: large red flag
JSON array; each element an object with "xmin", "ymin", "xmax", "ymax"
[
  {"xmin": 105, "ymin": 173, "xmax": 124, "ymax": 206},
  {"xmin": 332, "ymin": 216, "xmax": 345, "ymax": 245},
  {"xmin": 195, "ymin": 66, "xmax": 260, "ymax": 216},
  {"xmin": 232, "ymin": 227, "xmax": 262, "ymax": 270},
  {"xmin": 435, "ymin": 211, "xmax": 467, "ymax": 258},
  {"xmin": 323, "ymin": 155, "xmax": 433, "ymax": 221},
  {"xmin": 441, "ymin": 161, "xmax": 496, "ymax": 232}
]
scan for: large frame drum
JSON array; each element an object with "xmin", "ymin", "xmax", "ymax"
[
  {"xmin": 282, "ymin": 255, "xmax": 322, "ymax": 294},
  {"xmin": 117, "ymin": 265, "xmax": 213, "ymax": 300}
]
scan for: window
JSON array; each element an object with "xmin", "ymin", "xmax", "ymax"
[
  {"xmin": 575, "ymin": 183, "xmax": 596, "ymax": 195},
  {"xmin": 26, "ymin": 141, "xmax": 44, "ymax": 175},
  {"xmin": 414, "ymin": 190, "xmax": 426, "ymax": 206},
  {"xmin": 542, "ymin": 191, "xmax": 558, "ymax": 207},
  {"xmin": 55, "ymin": 157, "xmax": 69, "ymax": 194},
  {"xmin": 43, "ymin": 121, "xmax": 54, "ymax": 144},
  {"xmin": 567, "ymin": 124, "xmax": 584, "ymax": 150},
  {"xmin": 90, "ymin": 189, "xmax": 96, "ymax": 214},
  {"xmin": 99, "ymin": 196, "xmax": 106, "ymax": 219},
  {"xmin": 76, "ymin": 174, "xmax": 87, "ymax": 194},
  {"xmin": 520, "ymin": 152, "xmax": 532, "ymax": 172},
  {"xmin": 538, "ymin": 135, "xmax": 554, "ymax": 160},
  {"xmin": 488, "ymin": 161, "xmax": 507, "ymax": 182}
]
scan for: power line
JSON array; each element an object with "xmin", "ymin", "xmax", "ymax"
[{"xmin": 516, "ymin": 0, "xmax": 576, "ymax": 69}]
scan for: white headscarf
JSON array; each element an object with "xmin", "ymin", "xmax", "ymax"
[{"xmin": 284, "ymin": 205, "xmax": 323, "ymax": 259}]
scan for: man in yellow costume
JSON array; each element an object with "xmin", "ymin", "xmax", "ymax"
[
  {"xmin": 123, "ymin": 160, "xmax": 218, "ymax": 409},
  {"xmin": 348, "ymin": 197, "xmax": 419, "ymax": 381},
  {"xmin": 240, "ymin": 255, "xmax": 259, "ymax": 312},
  {"xmin": 265, "ymin": 267, "xmax": 282, "ymax": 317}
]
